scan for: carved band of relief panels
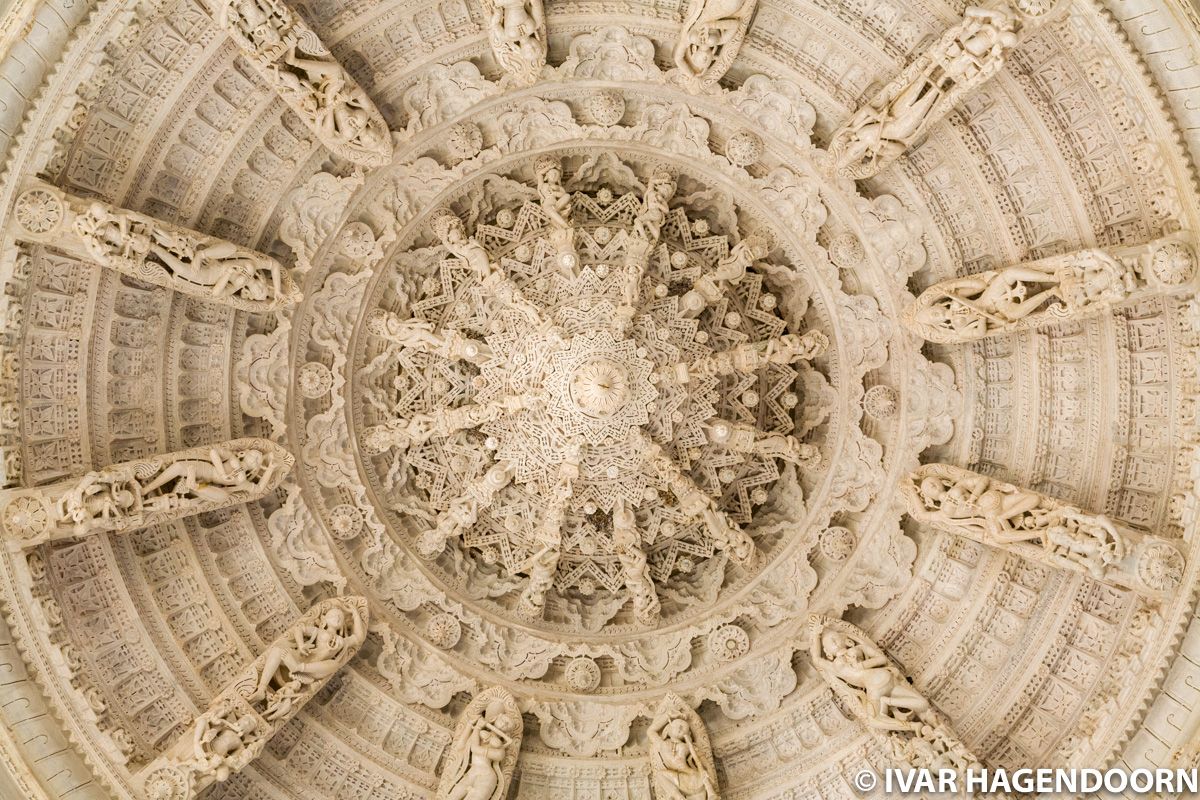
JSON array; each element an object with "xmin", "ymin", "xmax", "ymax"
[
  {"xmin": 1012, "ymin": 19, "xmax": 1176, "ymax": 248},
  {"xmin": 186, "ymin": 507, "xmax": 295, "ymax": 643},
  {"xmin": 1110, "ymin": 298, "xmax": 1183, "ymax": 536},
  {"xmin": 1031, "ymin": 319, "xmax": 1104, "ymax": 510},
  {"xmin": 878, "ymin": 540, "xmax": 1069, "ymax": 750},
  {"xmin": 952, "ymin": 80, "xmax": 1078, "ymax": 260},
  {"xmin": 907, "ymin": 140, "xmax": 1008, "ymax": 276},
  {"xmin": 514, "ymin": 762, "xmax": 652, "ymax": 800},
  {"xmin": 802, "ymin": 0, "xmax": 942, "ymax": 63},
  {"xmin": 132, "ymin": 49, "xmax": 280, "ymax": 226},
  {"xmin": 14, "ymin": 248, "xmax": 96, "ymax": 489},
  {"xmin": 313, "ymin": 674, "xmax": 449, "ymax": 787},
  {"xmin": 739, "ymin": 7, "xmax": 877, "ymax": 110},
  {"xmin": 968, "ymin": 333, "xmax": 1034, "ymax": 485},
  {"xmin": 94, "ymin": 273, "xmax": 172, "ymax": 467},
  {"xmin": 117, "ymin": 521, "xmax": 263, "ymax": 699},
  {"xmin": 978, "ymin": 583, "xmax": 1134, "ymax": 768},
  {"xmin": 163, "ymin": 299, "xmax": 234, "ymax": 449},
  {"xmin": 332, "ymin": 0, "xmax": 480, "ymax": 90},
  {"xmin": 240, "ymin": 701, "xmax": 431, "ymax": 800},
  {"xmin": 200, "ymin": 112, "xmax": 315, "ymax": 248},
  {"xmin": 714, "ymin": 693, "xmax": 858, "ymax": 794},
  {"xmin": 36, "ymin": 536, "xmax": 193, "ymax": 762},
  {"xmin": 65, "ymin": 0, "xmax": 223, "ymax": 199}
]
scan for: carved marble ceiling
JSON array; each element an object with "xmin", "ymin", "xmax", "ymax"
[{"xmin": 0, "ymin": 0, "xmax": 1199, "ymax": 797}]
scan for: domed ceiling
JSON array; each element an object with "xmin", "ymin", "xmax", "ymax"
[{"xmin": 0, "ymin": 0, "xmax": 1199, "ymax": 797}]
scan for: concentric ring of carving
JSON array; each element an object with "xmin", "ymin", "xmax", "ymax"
[{"xmin": 282, "ymin": 38, "xmax": 939, "ymax": 745}]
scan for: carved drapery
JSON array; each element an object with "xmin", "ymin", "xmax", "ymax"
[
  {"xmin": 207, "ymin": 0, "xmax": 392, "ymax": 166},
  {"xmin": 648, "ymin": 693, "xmax": 720, "ymax": 800},
  {"xmin": 437, "ymin": 686, "xmax": 524, "ymax": 800},
  {"xmin": 11, "ymin": 181, "xmax": 301, "ymax": 312},
  {"xmin": 807, "ymin": 615, "xmax": 982, "ymax": 773},
  {"xmin": 900, "ymin": 463, "xmax": 1185, "ymax": 595},
  {"xmin": 137, "ymin": 596, "xmax": 369, "ymax": 800},
  {"xmin": 828, "ymin": 2, "xmax": 1055, "ymax": 179},
  {"xmin": 902, "ymin": 235, "xmax": 1197, "ymax": 343},
  {"xmin": 672, "ymin": 0, "xmax": 757, "ymax": 92},
  {"xmin": 0, "ymin": 439, "xmax": 294, "ymax": 546}
]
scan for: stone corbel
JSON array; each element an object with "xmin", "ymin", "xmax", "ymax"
[
  {"xmin": 0, "ymin": 439, "xmax": 294, "ymax": 547},
  {"xmin": 137, "ymin": 596, "xmax": 369, "ymax": 800},
  {"xmin": 206, "ymin": 0, "xmax": 393, "ymax": 167},
  {"xmin": 479, "ymin": 0, "xmax": 547, "ymax": 86},
  {"xmin": 672, "ymin": 0, "xmax": 758, "ymax": 93},
  {"xmin": 900, "ymin": 463, "xmax": 1186, "ymax": 596},
  {"xmin": 10, "ymin": 181, "xmax": 301, "ymax": 312},
  {"xmin": 807, "ymin": 614, "xmax": 982, "ymax": 774},
  {"xmin": 648, "ymin": 693, "xmax": 720, "ymax": 800},
  {"xmin": 436, "ymin": 686, "xmax": 524, "ymax": 800},
  {"xmin": 828, "ymin": 0, "xmax": 1061, "ymax": 179},
  {"xmin": 902, "ymin": 234, "xmax": 1197, "ymax": 343}
]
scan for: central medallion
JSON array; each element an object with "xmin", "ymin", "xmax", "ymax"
[
  {"xmin": 546, "ymin": 330, "xmax": 656, "ymax": 439},
  {"xmin": 570, "ymin": 359, "xmax": 629, "ymax": 416}
]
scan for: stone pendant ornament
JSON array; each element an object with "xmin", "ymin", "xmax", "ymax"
[
  {"xmin": 11, "ymin": 181, "xmax": 301, "ymax": 312},
  {"xmin": 437, "ymin": 686, "xmax": 524, "ymax": 800},
  {"xmin": 902, "ymin": 234, "xmax": 1197, "ymax": 343},
  {"xmin": 672, "ymin": 0, "xmax": 758, "ymax": 92},
  {"xmin": 137, "ymin": 596, "xmax": 369, "ymax": 800},
  {"xmin": 829, "ymin": 1, "xmax": 1057, "ymax": 178},
  {"xmin": 208, "ymin": 0, "xmax": 392, "ymax": 167},
  {"xmin": 0, "ymin": 439, "xmax": 294, "ymax": 546},
  {"xmin": 479, "ymin": 0, "xmax": 547, "ymax": 86},
  {"xmin": 900, "ymin": 463, "xmax": 1185, "ymax": 596},
  {"xmin": 648, "ymin": 693, "xmax": 720, "ymax": 800},
  {"xmin": 807, "ymin": 614, "xmax": 982, "ymax": 773}
]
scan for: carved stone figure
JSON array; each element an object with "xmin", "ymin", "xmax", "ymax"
[
  {"xmin": 138, "ymin": 597, "xmax": 369, "ymax": 800},
  {"xmin": 432, "ymin": 212, "xmax": 544, "ymax": 320},
  {"xmin": 667, "ymin": 330, "xmax": 828, "ymax": 383},
  {"xmin": 0, "ymin": 439, "xmax": 293, "ymax": 546},
  {"xmin": 613, "ymin": 499, "xmax": 661, "ymax": 624},
  {"xmin": 681, "ymin": 237, "xmax": 768, "ymax": 317},
  {"xmin": 11, "ymin": 182, "xmax": 300, "ymax": 312},
  {"xmin": 673, "ymin": 0, "xmax": 757, "ymax": 91},
  {"xmin": 648, "ymin": 694, "xmax": 720, "ymax": 800},
  {"xmin": 905, "ymin": 236, "xmax": 1197, "ymax": 342},
  {"xmin": 829, "ymin": 5, "xmax": 1020, "ymax": 178},
  {"xmin": 515, "ymin": 450, "xmax": 579, "ymax": 619},
  {"xmin": 535, "ymin": 156, "xmax": 578, "ymax": 262},
  {"xmin": 900, "ymin": 463, "xmax": 1183, "ymax": 595},
  {"xmin": 438, "ymin": 687, "xmax": 524, "ymax": 800},
  {"xmin": 419, "ymin": 461, "xmax": 515, "ymax": 557},
  {"xmin": 480, "ymin": 0, "xmax": 547, "ymax": 85},
  {"xmin": 807, "ymin": 615, "xmax": 981, "ymax": 772},
  {"xmin": 633, "ymin": 169, "xmax": 677, "ymax": 244},
  {"xmin": 367, "ymin": 310, "xmax": 494, "ymax": 364},
  {"xmin": 251, "ymin": 600, "xmax": 367, "ymax": 700},
  {"xmin": 212, "ymin": 0, "xmax": 392, "ymax": 166},
  {"xmin": 705, "ymin": 418, "xmax": 819, "ymax": 468}
]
